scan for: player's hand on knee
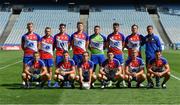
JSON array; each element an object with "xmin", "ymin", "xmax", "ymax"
[{"xmin": 158, "ymin": 73, "xmax": 163, "ymax": 77}]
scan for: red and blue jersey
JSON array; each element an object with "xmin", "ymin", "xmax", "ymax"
[
  {"xmin": 26, "ymin": 59, "xmax": 45, "ymax": 69},
  {"xmin": 77, "ymin": 60, "xmax": 94, "ymax": 73},
  {"xmin": 57, "ymin": 59, "xmax": 75, "ymax": 72},
  {"xmin": 102, "ymin": 58, "xmax": 121, "ymax": 69},
  {"xmin": 40, "ymin": 35, "xmax": 54, "ymax": 59},
  {"xmin": 125, "ymin": 57, "xmax": 144, "ymax": 72},
  {"xmin": 71, "ymin": 32, "xmax": 89, "ymax": 55},
  {"xmin": 149, "ymin": 57, "xmax": 168, "ymax": 71},
  {"xmin": 125, "ymin": 34, "xmax": 144, "ymax": 57},
  {"xmin": 21, "ymin": 32, "xmax": 41, "ymax": 57},
  {"xmin": 107, "ymin": 32, "xmax": 125, "ymax": 55},
  {"xmin": 54, "ymin": 33, "xmax": 71, "ymax": 56}
]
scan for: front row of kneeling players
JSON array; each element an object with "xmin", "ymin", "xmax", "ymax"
[{"xmin": 22, "ymin": 49, "xmax": 170, "ymax": 89}]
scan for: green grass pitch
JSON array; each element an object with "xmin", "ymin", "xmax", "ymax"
[{"xmin": 0, "ymin": 50, "xmax": 180, "ymax": 104}]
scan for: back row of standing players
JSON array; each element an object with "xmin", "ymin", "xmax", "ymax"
[{"xmin": 21, "ymin": 22, "xmax": 170, "ymax": 88}]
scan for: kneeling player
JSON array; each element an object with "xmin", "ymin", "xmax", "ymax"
[
  {"xmin": 147, "ymin": 50, "xmax": 170, "ymax": 88},
  {"xmin": 76, "ymin": 52, "xmax": 96, "ymax": 89},
  {"xmin": 98, "ymin": 51, "xmax": 124, "ymax": 88},
  {"xmin": 53, "ymin": 51, "xmax": 76, "ymax": 88},
  {"xmin": 124, "ymin": 49, "xmax": 146, "ymax": 88},
  {"xmin": 22, "ymin": 52, "xmax": 49, "ymax": 88}
]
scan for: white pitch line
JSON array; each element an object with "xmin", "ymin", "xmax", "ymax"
[
  {"xmin": 171, "ymin": 74, "xmax": 180, "ymax": 81},
  {"xmin": 0, "ymin": 60, "xmax": 22, "ymax": 70}
]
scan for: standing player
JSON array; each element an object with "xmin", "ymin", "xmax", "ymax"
[
  {"xmin": 144, "ymin": 25, "xmax": 162, "ymax": 87},
  {"xmin": 124, "ymin": 49, "xmax": 146, "ymax": 88},
  {"xmin": 107, "ymin": 23, "xmax": 125, "ymax": 65},
  {"xmin": 76, "ymin": 52, "xmax": 96, "ymax": 89},
  {"xmin": 147, "ymin": 50, "xmax": 170, "ymax": 88},
  {"xmin": 21, "ymin": 22, "xmax": 41, "ymax": 85},
  {"xmin": 89, "ymin": 25, "xmax": 106, "ymax": 73},
  {"xmin": 53, "ymin": 51, "xmax": 76, "ymax": 88},
  {"xmin": 98, "ymin": 51, "xmax": 124, "ymax": 88},
  {"xmin": 107, "ymin": 23, "xmax": 126, "ymax": 87},
  {"xmin": 125, "ymin": 24, "xmax": 145, "ymax": 58},
  {"xmin": 39, "ymin": 27, "xmax": 54, "ymax": 87},
  {"xmin": 54, "ymin": 24, "xmax": 71, "ymax": 67},
  {"xmin": 71, "ymin": 22, "xmax": 89, "ymax": 65},
  {"xmin": 22, "ymin": 52, "xmax": 49, "ymax": 88}
]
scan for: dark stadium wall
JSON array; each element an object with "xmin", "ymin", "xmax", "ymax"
[{"xmin": 1, "ymin": 0, "xmax": 180, "ymax": 4}]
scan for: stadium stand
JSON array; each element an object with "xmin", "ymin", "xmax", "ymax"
[
  {"xmin": 158, "ymin": 5, "xmax": 180, "ymax": 44},
  {"xmin": 158, "ymin": 13, "xmax": 180, "ymax": 44},
  {"xmin": 0, "ymin": 12, "xmax": 11, "ymax": 38},
  {"xmin": 88, "ymin": 5, "xmax": 164, "ymax": 44},
  {"xmin": 3, "ymin": 5, "xmax": 80, "ymax": 46}
]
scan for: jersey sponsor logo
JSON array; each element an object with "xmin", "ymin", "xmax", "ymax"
[
  {"xmin": 90, "ymin": 40, "xmax": 104, "ymax": 51},
  {"xmin": 127, "ymin": 36, "xmax": 140, "ymax": 51},
  {"xmin": 24, "ymin": 39, "xmax": 38, "ymax": 52},
  {"xmin": 41, "ymin": 37, "xmax": 53, "ymax": 56},
  {"xmin": 109, "ymin": 38, "xmax": 122, "ymax": 50},
  {"xmin": 109, "ymin": 34, "xmax": 123, "ymax": 50},
  {"xmin": 56, "ymin": 38, "xmax": 69, "ymax": 51},
  {"xmin": 41, "ymin": 42, "xmax": 53, "ymax": 55},
  {"xmin": 74, "ymin": 37, "xmax": 86, "ymax": 51}
]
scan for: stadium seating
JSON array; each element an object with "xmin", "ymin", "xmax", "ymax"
[
  {"xmin": 0, "ymin": 12, "xmax": 11, "ymax": 37},
  {"xmin": 158, "ymin": 13, "xmax": 180, "ymax": 43},
  {"xmin": 4, "ymin": 5, "xmax": 80, "ymax": 45},
  {"xmin": 88, "ymin": 5, "xmax": 164, "ymax": 44}
]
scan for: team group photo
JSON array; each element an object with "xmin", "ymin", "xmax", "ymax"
[
  {"xmin": 0, "ymin": 0, "xmax": 180, "ymax": 104},
  {"xmin": 21, "ymin": 22, "xmax": 170, "ymax": 89}
]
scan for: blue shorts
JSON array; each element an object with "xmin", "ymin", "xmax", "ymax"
[
  {"xmin": 73, "ymin": 54, "xmax": 83, "ymax": 65},
  {"xmin": 114, "ymin": 54, "xmax": 124, "ymax": 65},
  {"xmin": 91, "ymin": 54, "xmax": 106, "ymax": 65},
  {"xmin": 23, "ymin": 56, "xmax": 33, "ymax": 64},
  {"xmin": 42, "ymin": 59, "xmax": 54, "ymax": 67},
  {"xmin": 30, "ymin": 70, "xmax": 41, "ymax": 82},
  {"xmin": 56, "ymin": 56, "xmax": 64, "ymax": 66}
]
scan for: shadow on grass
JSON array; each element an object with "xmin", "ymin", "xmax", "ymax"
[{"xmin": 0, "ymin": 83, "xmax": 162, "ymax": 90}]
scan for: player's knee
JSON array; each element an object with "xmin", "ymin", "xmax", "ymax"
[
  {"xmin": 54, "ymin": 75, "xmax": 58, "ymax": 80},
  {"xmin": 137, "ymin": 74, "xmax": 146, "ymax": 81},
  {"xmin": 55, "ymin": 70, "xmax": 59, "ymax": 74},
  {"xmin": 142, "ymin": 74, "xmax": 146, "ymax": 80},
  {"xmin": 97, "ymin": 74, "xmax": 103, "ymax": 80},
  {"xmin": 92, "ymin": 74, "xmax": 97, "ymax": 80},
  {"xmin": 45, "ymin": 73, "xmax": 50, "ymax": 77},
  {"xmin": 128, "ymin": 75, "xmax": 133, "ymax": 80},
  {"xmin": 164, "ymin": 72, "xmax": 170, "ymax": 78},
  {"xmin": 167, "ymin": 72, "xmax": 171, "ymax": 76},
  {"xmin": 147, "ymin": 73, "xmax": 154, "ymax": 78},
  {"xmin": 22, "ymin": 73, "xmax": 26, "ymax": 78},
  {"xmin": 146, "ymin": 73, "xmax": 151, "ymax": 77},
  {"xmin": 69, "ymin": 74, "xmax": 75, "ymax": 80},
  {"xmin": 75, "ymin": 75, "xmax": 79, "ymax": 81},
  {"xmin": 124, "ymin": 75, "xmax": 129, "ymax": 81},
  {"xmin": 119, "ymin": 74, "xmax": 124, "ymax": 79},
  {"xmin": 48, "ymin": 69, "xmax": 52, "ymax": 73},
  {"xmin": 58, "ymin": 75, "xmax": 64, "ymax": 81},
  {"xmin": 22, "ymin": 73, "xmax": 28, "ymax": 80}
]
